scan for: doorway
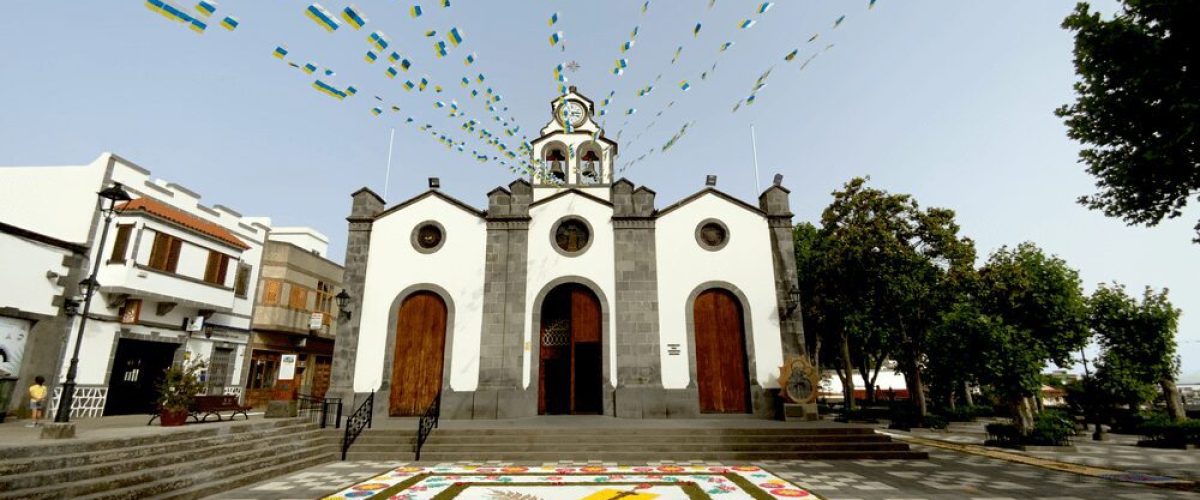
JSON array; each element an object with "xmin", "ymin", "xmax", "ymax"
[
  {"xmin": 104, "ymin": 339, "xmax": 179, "ymax": 415},
  {"xmin": 389, "ymin": 291, "xmax": 447, "ymax": 416},
  {"xmin": 693, "ymin": 288, "xmax": 750, "ymax": 413},
  {"xmin": 539, "ymin": 283, "xmax": 602, "ymax": 414}
]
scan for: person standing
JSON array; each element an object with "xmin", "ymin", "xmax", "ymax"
[{"xmin": 27, "ymin": 376, "xmax": 46, "ymax": 427}]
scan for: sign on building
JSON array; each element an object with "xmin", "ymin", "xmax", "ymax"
[
  {"xmin": 279, "ymin": 354, "xmax": 297, "ymax": 380},
  {"xmin": 309, "ymin": 312, "xmax": 324, "ymax": 331},
  {"xmin": 0, "ymin": 317, "xmax": 30, "ymax": 377}
]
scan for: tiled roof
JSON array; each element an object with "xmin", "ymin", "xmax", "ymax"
[{"xmin": 118, "ymin": 198, "xmax": 250, "ymax": 250}]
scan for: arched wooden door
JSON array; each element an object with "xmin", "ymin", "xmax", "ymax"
[
  {"xmin": 539, "ymin": 283, "xmax": 602, "ymax": 414},
  {"xmin": 693, "ymin": 288, "xmax": 750, "ymax": 413},
  {"xmin": 389, "ymin": 291, "xmax": 447, "ymax": 416}
]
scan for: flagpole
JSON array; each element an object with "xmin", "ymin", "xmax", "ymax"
[
  {"xmin": 383, "ymin": 128, "xmax": 395, "ymax": 200},
  {"xmin": 750, "ymin": 124, "xmax": 762, "ymax": 193}
]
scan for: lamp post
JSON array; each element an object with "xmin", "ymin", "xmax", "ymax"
[
  {"xmin": 55, "ymin": 183, "xmax": 132, "ymax": 423},
  {"xmin": 335, "ymin": 289, "xmax": 352, "ymax": 320}
]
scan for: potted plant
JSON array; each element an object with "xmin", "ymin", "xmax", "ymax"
[{"xmin": 156, "ymin": 359, "xmax": 206, "ymax": 426}]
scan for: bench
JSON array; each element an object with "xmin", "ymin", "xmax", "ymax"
[
  {"xmin": 146, "ymin": 395, "xmax": 251, "ymax": 425},
  {"xmin": 194, "ymin": 395, "xmax": 251, "ymax": 422}
]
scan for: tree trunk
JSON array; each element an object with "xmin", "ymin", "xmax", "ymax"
[
  {"xmin": 1015, "ymin": 397, "xmax": 1035, "ymax": 434},
  {"xmin": 947, "ymin": 389, "xmax": 957, "ymax": 411},
  {"xmin": 857, "ymin": 359, "xmax": 876, "ymax": 405},
  {"xmin": 1161, "ymin": 378, "xmax": 1185, "ymax": 421},
  {"xmin": 962, "ymin": 382, "xmax": 974, "ymax": 407},
  {"xmin": 910, "ymin": 364, "xmax": 928, "ymax": 418},
  {"xmin": 839, "ymin": 334, "xmax": 856, "ymax": 411}
]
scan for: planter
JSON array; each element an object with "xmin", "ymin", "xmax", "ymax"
[{"xmin": 160, "ymin": 408, "xmax": 189, "ymax": 427}]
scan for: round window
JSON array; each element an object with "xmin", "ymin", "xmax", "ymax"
[
  {"xmin": 552, "ymin": 217, "xmax": 592, "ymax": 256},
  {"xmin": 410, "ymin": 221, "xmax": 445, "ymax": 253},
  {"xmin": 695, "ymin": 219, "xmax": 730, "ymax": 251}
]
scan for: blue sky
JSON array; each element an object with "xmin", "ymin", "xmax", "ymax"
[{"xmin": 2, "ymin": 1, "xmax": 1197, "ymax": 375}]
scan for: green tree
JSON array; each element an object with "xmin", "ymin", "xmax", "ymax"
[
  {"xmin": 1089, "ymin": 283, "xmax": 1186, "ymax": 419},
  {"xmin": 816, "ymin": 178, "xmax": 975, "ymax": 418},
  {"xmin": 976, "ymin": 243, "xmax": 1090, "ymax": 431},
  {"xmin": 1057, "ymin": 1, "xmax": 1200, "ymax": 243}
]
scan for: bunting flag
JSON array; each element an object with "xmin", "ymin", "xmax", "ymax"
[
  {"xmin": 399, "ymin": 58, "xmax": 411, "ymax": 70},
  {"xmin": 220, "ymin": 16, "xmax": 238, "ymax": 30},
  {"xmin": 364, "ymin": 50, "xmax": 377, "ymax": 63},
  {"xmin": 196, "ymin": 1, "xmax": 216, "ymax": 16},
  {"xmin": 146, "ymin": 0, "xmax": 208, "ymax": 33},
  {"xmin": 869, "ymin": 0, "xmax": 878, "ymax": 9},
  {"xmin": 464, "ymin": 53, "xmax": 476, "ymax": 65},
  {"xmin": 341, "ymin": 4, "xmax": 367, "ymax": 29},
  {"xmin": 371, "ymin": 107, "xmax": 382, "ymax": 116},
  {"xmin": 739, "ymin": 19, "xmax": 756, "ymax": 29},
  {"xmin": 447, "ymin": 27, "xmax": 464, "ymax": 47},
  {"xmin": 693, "ymin": 23, "xmax": 702, "ymax": 37},
  {"xmin": 302, "ymin": 63, "xmax": 317, "ymax": 74},
  {"xmin": 757, "ymin": 2, "xmax": 774, "ymax": 14},
  {"xmin": 679, "ymin": 80, "xmax": 691, "ymax": 92},
  {"xmin": 386, "ymin": 66, "xmax": 398, "ymax": 78},
  {"xmin": 441, "ymin": 0, "xmax": 450, "ymax": 7},
  {"xmin": 325, "ymin": 69, "xmax": 335, "ymax": 76},
  {"xmin": 387, "ymin": 52, "xmax": 399, "ymax": 63},
  {"xmin": 312, "ymin": 79, "xmax": 352, "ymax": 99},
  {"xmin": 785, "ymin": 49, "xmax": 798, "ymax": 61},
  {"xmin": 621, "ymin": 40, "xmax": 635, "ymax": 52},
  {"xmin": 548, "ymin": 12, "xmax": 558, "ymax": 26},
  {"xmin": 404, "ymin": 80, "xmax": 416, "ymax": 91},
  {"xmin": 409, "ymin": 5, "xmax": 423, "ymax": 18},
  {"xmin": 671, "ymin": 46, "xmax": 683, "ymax": 64},
  {"xmin": 833, "ymin": 15, "xmax": 846, "ymax": 28},
  {"xmin": 549, "ymin": 31, "xmax": 563, "ymax": 46},
  {"xmin": 435, "ymin": 40, "xmax": 448, "ymax": 57},
  {"xmin": 419, "ymin": 76, "xmax": 429, "ymax": 91},
  {"xmin": 719, "ymin": 41, "xmax": 734, "ymax": 52},
  {"xmin": 461, "ymin": 76, "xmax": 470, "ymax": 87},
  {"xmin": 641, "ymin": 1, "xmax": 650, "ymax": 13},
  {"xmin": 272, "ymin": 46, "xmax": 288, "ymax": 59},
  {"xmin": 626, "ymin": 108, "xmax": 637, "ymax": 115},
  {"xmin": 425, "ymin": 30, "xmax": 437, "ymax": 37},
  {"xmin": 368, "ymin": 31, "xmax": 389, "ymax": 51},
  {"xmin": 305, "ymin": 3, "xmax": 340, "ymax": 32}
]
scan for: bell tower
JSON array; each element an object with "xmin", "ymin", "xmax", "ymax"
[{"xmin": 529, "ymin": 87, "xmax": 618, "ymax": 187}]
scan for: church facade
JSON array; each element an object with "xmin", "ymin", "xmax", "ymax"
[{"xmin": 329, "ymin": 88, "xmax": 805, "ymax": 419}]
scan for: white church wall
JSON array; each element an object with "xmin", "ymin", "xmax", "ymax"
[
  {"xmin": 655, "ymin": 193, "xmax": 784, "ymax": 390},
  {"xmin": 523, "ymin": 192, "xmax": 617, "ymax": 389},
  {"xmin": 354, "ymin": 195, "xmax": 487, "ymax": 393}
]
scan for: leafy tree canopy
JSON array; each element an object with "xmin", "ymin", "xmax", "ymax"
[{"xmin": 1057, "ymin": 1, "xmax": 1200, "ymax": 242}]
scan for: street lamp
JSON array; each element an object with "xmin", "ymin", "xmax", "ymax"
[
  {"xmin": 55, "ymin": 182, "xmax": 132, "ymax": 423},
  {"xmin": 335, "ymin": 289, "xmax": 352, "ymax": 320},
  {"xmin": 784, "ymin": 285, "xmax": 802, "ymax": 315}
]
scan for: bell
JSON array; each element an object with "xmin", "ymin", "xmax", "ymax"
[{"xmin": 550, "ymin": 161, "xmax": 565, "ymax": 176}]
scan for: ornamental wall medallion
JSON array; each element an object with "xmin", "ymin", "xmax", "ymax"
[{"xmin": 779, "ymin": 355, "xmax": 820, "ymax": 404}]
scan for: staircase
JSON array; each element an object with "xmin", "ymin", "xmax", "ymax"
[
  {"xmin": 346, "ymin": 425, "xmax": 928, "ymax": 462},
  {"xmin": 0, "ymin": 418, "xmax": 337, "ymax": 500}
]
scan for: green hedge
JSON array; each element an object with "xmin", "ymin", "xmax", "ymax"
[
  {"xmin": 1136, "ymin": 417, "xmax": 1200, "ymax": 446},
  {"xmin": 985, "ymin": 411, "xmax": 1075, "ymax": 447}
]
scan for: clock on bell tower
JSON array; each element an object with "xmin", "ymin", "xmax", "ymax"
[{"xmin": 530, "ymin": 87, "xmax": 619, "ymax": 188}]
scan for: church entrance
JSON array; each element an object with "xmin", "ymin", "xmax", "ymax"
[
  {"xmin": 389, "ymin": 291, "xmax": 447, "ymax": 416},
  {"xmin": 693, "ymin": 289, "xmax": 750, "ymax": 413},
  {"xmin": 539, "ymin": 283, "xmax": 602, "ymax": 415}
]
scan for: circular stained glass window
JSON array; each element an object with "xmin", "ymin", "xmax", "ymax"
[
  {"xmin": 411, "ymin": 221, "xmax": 445, "ymax": 253},
  {"xmin": 695, "ymin": 219, "xmax": 730, "ymax": 251},
  {"xmin": 553, "ymin": 217, "xmax": 591, "ymax": 255}
]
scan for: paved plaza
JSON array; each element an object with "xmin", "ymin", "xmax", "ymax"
[{"xmin": 211, "ymin": 443, "xmax": 1200, "ymax": 500}]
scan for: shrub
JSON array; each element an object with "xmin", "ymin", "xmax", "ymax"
[
  {"xmin": 1027, "ymin": 410, "xmax": 1075, "ymax": 446},
  {"xmin": 887, "ymin": 407, "xmax": 948, "ymax": 430},
  {"xmin": 985, "ymin": 422, "xmax": 1021, "ymax": 445},
  {"xmin": 939, "ymin": 405, "xmax": 987, "ymax": 422},
  {"xmin": 1136, "ymin": 416, "xmax": 1200, "ymax": 446}
]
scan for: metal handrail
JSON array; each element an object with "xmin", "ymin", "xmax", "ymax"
[
  {"xmin": 297, "ymin": 393, "xmax": 342, "ymax": 429},
  {"xmin": 415, "ymin": 389, "xmax": 442, "ymax": 461},
  {"xmin": 341, "ymin": 392, "xmax": 374, "ymax": 460}
]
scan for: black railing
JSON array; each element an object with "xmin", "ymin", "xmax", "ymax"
[
  {"xmin": 341, "ymin": 392, "xmax": 374, "ymax": 460},
  {"xmin": 297, "ymin": 394, "xmax": 342, "ymax": 429},
  {"xmin": 414, "ymin": 389, "xmax": 442, "ymax": 461}
]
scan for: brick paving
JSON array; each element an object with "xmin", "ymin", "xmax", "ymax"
[{"xmin": 210, "ymin": 445, "xmax": 1200, "ymax": 499}]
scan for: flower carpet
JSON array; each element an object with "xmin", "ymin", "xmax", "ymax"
[{"xmin": 321, "ymin": 464, "xmax": 817, "ymax": 499}]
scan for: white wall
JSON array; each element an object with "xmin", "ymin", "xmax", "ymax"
[
  {"xmin": 0, "ymin": 234, "xmax": 71, "ymax": 316},
  {"xmin": 268, "ymin": 227, "xmax": 330, "ymax": 257},
  {"xmin": 523, "ymin": 192, "xmax": 617, "ymax": 388},
  {"xmin": 0, "ymin": 157, "xmax": 107, "ymax": 243},
  {"xmin": 655, "ymin": 193, "xmax": 784, "ymax": 390},
  {"xmin": 354, "ymin": 195, "xmax": 487, "ymax": 392}
]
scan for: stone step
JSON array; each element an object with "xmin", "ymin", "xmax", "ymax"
[
  {"xmin": 355, "ymin": 433, "xmax": 895, "ymax": 446},
  {"xmin": 347, "ymin": 450, "xmax": 930, "ymax": 461},
  {"xmin": 386, "ymin": 427, "xmax": 877, "ymax": 437},
  {"xmin": 0, "ymin": 427, "xmax": 329, "ymax": 491},
  {"xmin": 78, "ymin": 446, "xmax": 336, "ymax": 500},
  {"xmin": 0, "ymin": 433, "xmax": 332, "ymax": 499},
  {"xmin": 362, "ymin": 441, "xmax": 913, "ymax": 453},
  {"xmin": 0, "ymin": 418, "xmax": 311, "ymax": 460},
  {"xmin": 0, "ymin": 422, "xmax": 321, "ymax": 477}
]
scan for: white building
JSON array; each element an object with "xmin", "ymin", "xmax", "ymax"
[
  {"xmin": 0, "ymin": 153, "xmax": 267, "ymax": 418},
  {"xmin": 330, "ymin": 88, "xmax": 806, "ymax": 419}
]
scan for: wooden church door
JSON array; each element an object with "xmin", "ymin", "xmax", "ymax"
[
  {"xmin": 389, "ymin": 291, "xmax": 447, "ymax": 416},
  {"xmin": 693, "ymin": 289, "xmax": 750, "ymax": 413},
  {"xmin": 539, "ymin": 284, "xmax": 602, "ymax": 414}
]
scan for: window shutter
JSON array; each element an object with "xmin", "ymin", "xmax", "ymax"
[
  {"xmin": 204, "ymin": 251, "xmax": 220, "ymax": 283},
  {"xmin": 166, "ymin": 238, "xmax": 182, "ymax": 272},
  {"xmin": 217, "ymin": 254, "xmax": 230, "ymax": 285},
  {"xmin": 110, "ymin": 225, "xmax": 133, "ymax": 263},
  {"xmin": 235, "ymin": 264, "xmax": 251, "ymax": 297},
  {"xmin": 149, "ymin": 232, "xmax": 170, "ymax": 270}
]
